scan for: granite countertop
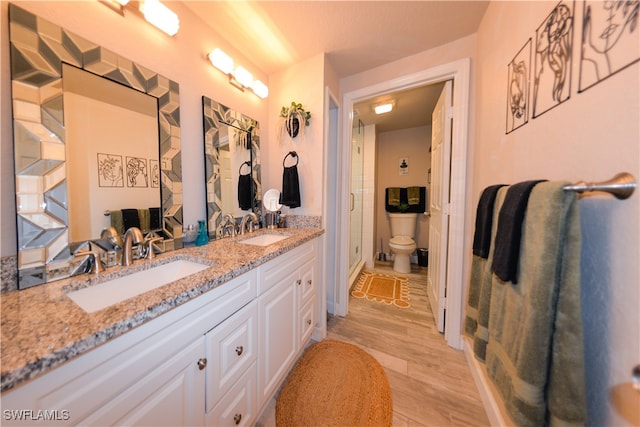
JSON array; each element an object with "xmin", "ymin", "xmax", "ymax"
[{"xmin": 0, "ymin": 228, "xmax": 323, "ymax": 393}]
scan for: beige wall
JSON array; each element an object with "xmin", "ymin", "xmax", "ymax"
[
  {"xmin": 265, "ymin": 53, "xmax": 326, "ymax": 216},
  {"xmin": 0, "ymin": 1, "xmax": 270, "ymax": 256},
  {"xmin": 375, "ymin": 126, "xmax": 431, "ymax": 253},
  {"xmin": 475, "ymin": 2, "xmax": 639, "ymax": 425}
]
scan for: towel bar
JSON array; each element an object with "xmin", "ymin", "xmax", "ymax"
[{"xmin": 563, "ymin": 172, "xmax": 636, "ymax": 200}]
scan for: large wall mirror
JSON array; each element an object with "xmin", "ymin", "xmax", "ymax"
[
  {"xmin": 203, "ymin": 96, "xmax": 261, "ymax": 239},
  {"xmin": 9, "ymin": 5, "xmax": 183, "ymax": 289}
]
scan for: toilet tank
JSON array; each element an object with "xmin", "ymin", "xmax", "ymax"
[{"xmin": 388, "ymin": 213, "xmax": 418, "ymax": 238}]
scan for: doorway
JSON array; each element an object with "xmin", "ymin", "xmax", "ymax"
[{"xmin": 335, "ymin": 59, "xmax": 471, "ymax": 349}]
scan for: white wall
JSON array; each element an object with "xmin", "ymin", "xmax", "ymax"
[
  {"xmin": 0, "ymin": 1, "xmax": 269, "ymax": 256},
  {"xmin": 475, "ymin": 2, "xmax": 639, "ymax": 425}
]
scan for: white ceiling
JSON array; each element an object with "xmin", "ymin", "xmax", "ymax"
[{"xmin": 182, "ymin": 1, "xmax": 489, "ymax": 131}]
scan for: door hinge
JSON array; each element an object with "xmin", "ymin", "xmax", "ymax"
[
  {"xmin": 446, "ymin": 106, "xmax": 453, "ymax": 120},
  {"xmin": 440, "ymin": 297, "xmax": 447, "ymax": 309}
]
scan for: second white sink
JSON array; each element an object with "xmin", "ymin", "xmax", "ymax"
[
  {"xmin": 238, "ymin": 233, "xmax": 288, "ymax": 246},
  {"xmin": 67, "ymin": 259, "xmax": 210, "ymax": 313}
]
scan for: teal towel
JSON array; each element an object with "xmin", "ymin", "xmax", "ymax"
[
  {"xmin": 485, "ymin": 182, "xmax": 585, "ymax": 426},
  {"xmin": 464, "ymin": 186, "xmax": 508, "ymax": 361}
]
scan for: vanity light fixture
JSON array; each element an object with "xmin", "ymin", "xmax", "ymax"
[
  {"xmin": 101, "ymin": 0, "xmax": 179, "ymax": 36},
  {"xmin": 139, "ymin": 0, "xmax": 180, "ymax": 36},
  {"xmin": 374, "ymin": 101, "xmax": 395, "ymax": 115},
  {"xmin": 208, "ymin": 48, "xmax": 269, "ymax": 99}
]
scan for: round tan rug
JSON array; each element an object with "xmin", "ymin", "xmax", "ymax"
[{"xmin": 276, "ymin": 340, "xmax": 392, "ymax": 426}]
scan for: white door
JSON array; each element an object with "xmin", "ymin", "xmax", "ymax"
[{"xmin": 428, "ymin": 80, "xmax": 452, "ymax": 333}]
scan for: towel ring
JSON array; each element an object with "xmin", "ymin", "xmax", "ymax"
[
  {"xmin": 283, "ymin": 151, "xmax": 299, "ymax": 168},
  {"xmin": 239, "ymin": 160, "xmax": 251, "ymax": 175}
]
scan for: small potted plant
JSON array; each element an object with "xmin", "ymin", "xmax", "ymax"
[{"xmin": 278, "ymin": 101, "xmax": 311, "ymax": 140}]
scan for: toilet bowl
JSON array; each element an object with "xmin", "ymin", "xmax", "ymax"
[
  {"xmin": 389, "ymin": 236, "xmax": 417, "ymax": 274},
  {"xmin": 387, "ymin": 213, "xmax": 418, "ymax": 274}
]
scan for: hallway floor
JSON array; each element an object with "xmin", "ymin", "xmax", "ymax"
[{"xmin": 257, "ymin": 261, "xmax": 490, "ymax": 426}]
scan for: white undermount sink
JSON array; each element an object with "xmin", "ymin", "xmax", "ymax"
[
  {"xmin": 238, "ymin": 233, "xmax": 288, "ymax": 247},
  {"xmin": 67, "ymin": 259, "xmax": 210, "ymax": 313}
]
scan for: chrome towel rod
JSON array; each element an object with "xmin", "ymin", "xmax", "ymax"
[{"xmin": 563, "ymin": 172, "xmax": 636, "ymax": 200}]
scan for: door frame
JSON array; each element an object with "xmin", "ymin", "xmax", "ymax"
[{"xmin": 336, "ymin": 58, "xmax": 470, "ymax": 349}]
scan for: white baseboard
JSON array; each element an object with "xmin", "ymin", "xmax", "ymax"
[{"xmin": 463, "ymin": 337, "xmax": 512, "ymax": 427}]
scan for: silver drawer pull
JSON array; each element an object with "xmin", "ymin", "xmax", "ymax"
[
  {"xmin": 235, "ymin": 345, "xmax": 244, "ymax": 356},
  {"xmin": 197, "ymin": 358, "xmax": 207, "ymax": 370},
  {"xmin": 234, "ymin": 413, "xmax": 242, "ymax": 425},
  {"xmin": 307, "ymin": 279, "xmax": 312, "ymax": 286},
  {"xmin": 307, "ymin": 319, "xmax": 312, "ymax": 326},
  {"xmin": 296, "ymin": 279, "xmax": 302, "ymax": 286}
]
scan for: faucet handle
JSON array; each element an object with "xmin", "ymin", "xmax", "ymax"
[
  {"xmin": 145, "ymin": 237, "xmax": 163, "ymax": 260},
  {"xmin": 75, "ymin": 250, "xmax": 104, "ymax": 274}
]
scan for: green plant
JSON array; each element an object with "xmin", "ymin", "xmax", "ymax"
[
  {"xmin": 278, "ymin": 101, "xmax": 311, "ymax": 140},
  {"xmin": 398, "ymin": 202, "xmax": 409, "ymax": 213}
]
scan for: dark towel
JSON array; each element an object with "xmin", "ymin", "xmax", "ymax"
[
  {"xmin": 385, "ymin": 187, "xmax": 426, "ymax": 213},
  {"xmin": 121, "ymin": 209, "xmax": 140, "ymax": 231},
  {"xmin": 491, "ymin": 180, "xmax": 546, "ymax": 283},
  {"xmin": 280, "ymin": 165, "xmax": 301, "ymax": 208},
  {"xmin": 473, "ymin": 184, "xmax": 507, "ymax": 258},
  {"xmin": 149, "ymin": 207, "xmax": 162, "ymax": 231},
  {"xmin": 238, "ymin": 173, "xmax": 253, "ymax": 210}
]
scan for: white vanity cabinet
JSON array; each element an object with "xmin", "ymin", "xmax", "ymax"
[
  {"xmin": 1, "ymin": 269, "xmax": 258, "ymax": 427},
  {"xmin": 2, "ymin": 237, "xmax": 319, "ymax": 427},
  {"xmin": 257, "ymin": 240, "xmax": 317, "ymax": 407}
]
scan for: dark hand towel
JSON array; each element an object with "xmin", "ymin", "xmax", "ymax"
[
  {"xmin": 280, "ymin": 165, "xmax": 301, "ymax": 208},
  {"xmin": 491, "ymin": 180, "xmax": 546, "ymax": 283},
  {"xmin": 473, "ymin": 184, "xmax": 507, "ymax": 258},
  {"xmin": 121, "ymin": 208, "xmax": 140, "ymax": 232},
  {"xmin": 149, "ymin": 207, "xmax": 162, "ymax": 231},
  {"xmin": 238, "ymin": 173, "xmax": 253, "ymax": 210}
]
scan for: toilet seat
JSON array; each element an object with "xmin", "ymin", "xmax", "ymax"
[{"xmin": 390, "ymin": 236, "xmax": 415, "ymax": 247}]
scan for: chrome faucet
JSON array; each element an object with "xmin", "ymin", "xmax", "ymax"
[
  {"xmin": 219, "ymin": 214, "xmax": 237, "ymax": 238},
  {"xmin": 122, "ymin": 227, "xmax": 144, "ymax": 266},
  {"xmin": 239, "ymin": 212, "xmax": 259, "ymax": 235}
]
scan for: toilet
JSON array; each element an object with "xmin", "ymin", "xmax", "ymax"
[{"xmin": 388, "ymin": 213, "xmax": 418, "ymax": 274}]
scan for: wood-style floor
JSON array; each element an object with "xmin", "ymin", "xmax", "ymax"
[{"xmin": 257, "ymin": 261, "xmax": 490, "ymax": 426}]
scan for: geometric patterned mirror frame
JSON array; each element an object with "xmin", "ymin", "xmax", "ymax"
[{"xmin": 9, "ymin": 4, "xmax": 182, "ymax": 288}]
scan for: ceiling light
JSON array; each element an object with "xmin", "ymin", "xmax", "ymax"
[
  {"xmin": 139, "ymin": 0, "xmax": 180, "ymax": 36},
  {"xmin": 374, "ymin": 102, "xmax": 394, "ymax": 115}
]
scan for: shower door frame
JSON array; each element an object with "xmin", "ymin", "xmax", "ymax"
[{"xmin": 337, "ymin": 58, "xmax": 470, "ymax": 350}]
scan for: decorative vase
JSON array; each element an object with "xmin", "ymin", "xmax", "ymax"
[{"xmin": 285, "ymin": 117, "xmax": 300, "ymax": 138}]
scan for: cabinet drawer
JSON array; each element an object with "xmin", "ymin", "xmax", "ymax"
[
  {"xmin": 206, "ymin": 362, "xmax": 257, "ymax": 427},
  {"xmin": 298, "ymin": 297, "xmax": 316, "ymax": 347},
  {"xmin": 205, "ymin": 300, "xmax": 257, "ymax": 412},
  {"xmin": 297, "ymin": 257, "xmax": 316, "ymax": 306}
]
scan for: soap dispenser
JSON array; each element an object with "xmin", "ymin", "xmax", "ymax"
[{"xmin": 195, "ymin": 220, "xmax": 208, "ymax": 246}]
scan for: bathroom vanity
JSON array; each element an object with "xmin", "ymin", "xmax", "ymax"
[{"xmin": 1, "ymin": 229, "xmax": 323, "ymax": 426}]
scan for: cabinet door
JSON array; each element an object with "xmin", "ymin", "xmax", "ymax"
[
  {"xmin": 298, "ymin": 297, "xmax": 316, "ymax": 347},
  {"xmin": 257, "ymin": 269, "xmax": 297, "ymax": 403},
  {"xmin": 205, "ymin": 300, "xmax": 257, "ymax": 412},
  {"xmin": 82, "ymin": 338, "xmax": 206, "ymax": 426},
  {"xmin": 206, "ymin": 363, "xmax": 257, "ymax": 427}
]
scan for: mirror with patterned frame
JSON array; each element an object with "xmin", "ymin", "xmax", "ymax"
[
  {"xmin": 203, "ymin": 96, "xmax": 261, "ymax": 239},
  {"xmin": 9, "ymin": 4, "xmax": 183, "ymax": 289}
]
